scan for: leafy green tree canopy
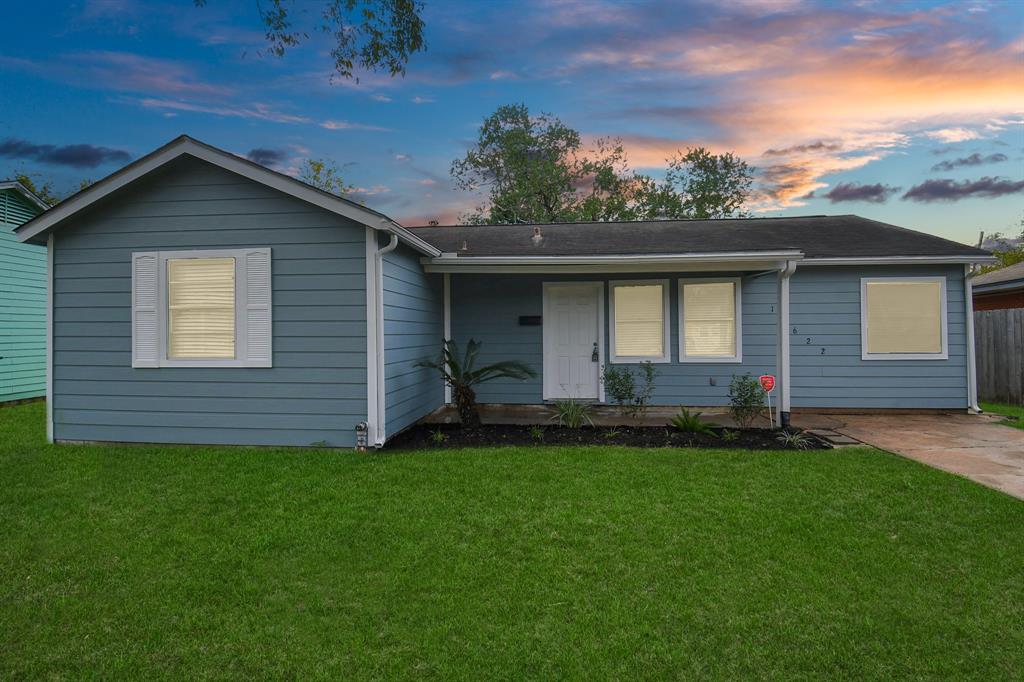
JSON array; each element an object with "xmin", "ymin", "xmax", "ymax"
[
  {"xmin": 978, "ymin": 215, "xmax": 1024, "ymax": 274},
  {"xmin": 195, "ymin": 0, "xmax": 426, "ymax": 82},
  {"xmin": 450, "ymin": 104, "xmax": 754, "ymax": 225},
  {"xmin": 299, "ymin": 159, "xmax": 354, "ymax": 195},
  {"xmin": 12, "ymin": 173, "xmax": 93, "ymax": 206}
]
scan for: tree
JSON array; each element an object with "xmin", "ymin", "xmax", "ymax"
[
  {"xmin": 299, "ymin": 159, "xmax": 353, "ymax": 195},
  {"xmin": 194, "ymin": 0, "xmax": 426, "ymax": 82},
  {"xmin": 416, "ymin": 339, "xmax": 535, "ymax": 427},
  {"xmin": 13, "ymin": 173, "xmax": 60, "ymax": 206},
  {"xmin": 978, "ymin": 215, "xmax": 1024, "ymax": 274},
  {"xmin": 450, "ymin": 104, "xmax": 591, "ymax": 224},
  {"xmin": 451, "ymin": 104, "xmax": 754, "ymax": 225}
]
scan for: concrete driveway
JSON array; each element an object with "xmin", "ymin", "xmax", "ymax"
[{"xmin": 796, "ymin": 412, "xmax": 1024, "ymax": 500}]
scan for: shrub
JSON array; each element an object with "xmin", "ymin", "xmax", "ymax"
[
  {"xmin": 430, "ymin": 428, "xmax": 449, "ymax": 446},
  {"xmin": 602, "ymin": 362, "xmax": 657, "ymax": 421},
  {"xmin": 728, "ymin": 373, "xmax": 765, "ymax": 428},
  {"xmin": 720, "ymin": 428, "xmax": 739, "ymax": 442},
  {"xmin": 528, "ymin": 425, "xmax": 545, "ymax": 442},
  {"xmin": 776, "ymin": 430, "xmax": 814, "ymax": 450},
  {"xmin": 551, "ymin": 399, "xmax": 594, "ymax": 428},
  {"xmin": 668, "ymin": 407, "xmax": 716, "ymax": 435}
]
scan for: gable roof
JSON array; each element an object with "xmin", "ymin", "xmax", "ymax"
[
  {"xmin": 410, "ymin": 215, "xmax": 992, "ymax": 263},
  {"xmin": 0, "ymin": 180, "xmax": 50, "ymax": 213},
  {"xmin": 971, "ymin": 261, "xmax": 1024, "ymax": 292},
  {"xmin": 14, "ymin": 135, "xmax": 440, "ymax": 256}
]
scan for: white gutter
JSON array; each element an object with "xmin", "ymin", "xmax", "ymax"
[
  {"xmin": 424, "ymin": 250, "xmax": 803, "ymax": 267},
  {"xmin": 776, "ymin": 260, "xmax": 797, "ymax": 428},
  {"xmin": 801, "ymin": 256, "xmax": 995, "ymax": 266},
  {"xmin": 964, "ymin": 265, "xmax": 982, "ymax": 413},
  {"xmin": 371, "ymin": 232, "xmax": 399, "ymax": 446}
]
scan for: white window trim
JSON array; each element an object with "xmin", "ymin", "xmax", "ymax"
[
  {"xmin": 154, "ymin": 248, "xmax": 270, "ymax": 368},
  {"xmin": 678, "ymin": 277, "xmax": 743, "ymax": 363},
  {"xmin": 860, "ymin": 276, "xmax": 948, "ymax": 361},
  {"xmin": 608, "ymin": 279, "xmax": 671, "ymax": 364}
]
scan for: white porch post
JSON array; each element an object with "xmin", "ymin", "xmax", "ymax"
[
  {"xmin": 443, "ymin": 272, "xmax": 452, "ymax": 405},
  {"xmin": 776, "ymin": 261, "xmax": 796, "ymax": 428}
]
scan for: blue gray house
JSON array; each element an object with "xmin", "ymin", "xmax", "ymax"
[
  {"xmin": 15, "ymin": 136, "xmax": 994, "ymax": 447},
  {"xmin": 1, "ymin": 180, "xmax": 49, "ymax": 402}
]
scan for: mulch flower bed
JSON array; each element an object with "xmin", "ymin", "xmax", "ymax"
[{"xmin": 386, "ymin": 423, "xmax": 830, "ymax": 451}]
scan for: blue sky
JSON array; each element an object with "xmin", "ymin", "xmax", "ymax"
[{"xmin": 0, "ymin": 0, "xmax": 1021, "ymax": 244}]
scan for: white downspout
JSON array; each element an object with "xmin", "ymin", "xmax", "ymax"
[
  {"xmin": 373, "ymin": 232, "xmax": 399, "ymax": 446},
  {"xmin": 776, "ymin": 260, "xmax": 797, "ymax": 428},
  {"xmin": 964, "ymin": 264, "xmax": 982, "ymax": 413}
]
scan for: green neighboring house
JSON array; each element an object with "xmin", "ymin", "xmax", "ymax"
[{"xmin": 1, "ymin": 181, "xmax": 49, "ymax": 402}]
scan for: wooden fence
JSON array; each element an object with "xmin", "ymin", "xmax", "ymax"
[{"xmin": 975, "ymin": 308, "xmax": 1024, "ymax": 405}]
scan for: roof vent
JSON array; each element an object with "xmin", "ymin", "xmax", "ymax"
[
  {"xmin": 531, "ymin": 226, "xmax": 543, "ymax": 245},
  {"xmin": 460, "ymin": 240, "xmax": 469, "ymax": 252}
]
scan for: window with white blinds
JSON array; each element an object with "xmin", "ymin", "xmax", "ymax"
[
  {"xmin": 609, "ymin": 281, "xmax": 670, "ymax": 362},
  {"xmin": 168, "ymin": 257, "xmax": 236, "ymax": 359},
  {"xmin": 680, "ymin": 279, "xmax": 741, "ymax": 361},
  {"xmin": 861, "ymin": 278, "xmax": 947, "ymax": 359},
  {"xmin": 131, "ymin": 248, "xmax": 272, "ymax": 368}
]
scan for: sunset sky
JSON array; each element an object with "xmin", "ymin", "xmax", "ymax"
[{"xmin": 1, "ymin": 0, "xmax": 1021, "ymax": 244}]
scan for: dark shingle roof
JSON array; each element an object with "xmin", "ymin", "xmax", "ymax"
[
  {"xmin": 971, "ymin": 261, "xmax": 1024, "ymax": 289},
  {"xmin": 408, "ymin": 215, "xmax": 990, "ymax": 259}
]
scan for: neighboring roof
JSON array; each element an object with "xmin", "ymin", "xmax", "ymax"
[
  {"xmin": 410, "ymin": 215, "xmax": 991, "ymax": 262},
  {"xmin": 0, "ymin": 180, "xmax": 51, "ymax": 213},
  {"xmin": 971, "ymin": 261, "xmax": 1024, "ymax": 292},
  {"xmin": 14, "ymin": 136, "xmax": 440, "ymax": 256}
]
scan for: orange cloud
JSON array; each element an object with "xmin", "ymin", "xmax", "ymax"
[{"xmin": 569, "ymin": 3, "xmax": 1022, "ymax": 210}]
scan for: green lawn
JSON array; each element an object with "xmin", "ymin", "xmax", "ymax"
[
  {"xmin": 981, "ymin": 401, "xmax": 1024, "ymax": 430},
  {"xmin": 1, "ymin": 401, "xmax": 1022, "ymax": 679}
]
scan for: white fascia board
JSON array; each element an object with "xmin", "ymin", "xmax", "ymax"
[
  {"xmin": 800, "ymin": 255, "xmax": 995, "ymax": 266},
  {"xmin": 972, "ymin": 279, "xmax": 1024, "ymax": 294},
  {"xmin": 0, "ymin": 181, "xmax": 50, "ymax": 212},
  {"xmin": 15, "ymin": 136, "xmax": 441, "ymax": 257},
  {"xmin": 421, "ymin": 251, "xmax": 803, "ymax": 273}
]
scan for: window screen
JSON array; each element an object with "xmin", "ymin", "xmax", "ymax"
[
  {"xmin": 167, "ymin": 258, "xmax": 236, "ymax": 359},
  {"xmin": 683, "ymin": 281, "xmax": 736, "ymax": 357},
  {"xmin": 612, "ymin": 283, "xmax": 666, "ymax": 358},
  {"xmin": 864, "ymin": 280, "xmax": 943, "ymax": 355}
]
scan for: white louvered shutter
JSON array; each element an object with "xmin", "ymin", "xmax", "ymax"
[
  {"xmin": 132, "ymin": 252, "xmax": 159, "ymax": 368},
  {"xmin": 244, "ymin": 248, "xmax": 272, "ymax": 366}
]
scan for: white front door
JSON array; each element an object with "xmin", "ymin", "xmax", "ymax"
[{"xmin": 543, "ymin": 283, "xmax": 602, "ymax": 400}]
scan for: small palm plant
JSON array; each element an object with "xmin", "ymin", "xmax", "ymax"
[
  {"xmin": 669, "ymin": 407, "xmax": 717, "ymax": 435},
  {"xmin": 416, "ymin": 339, "xmax": 536, "ymax": 427}
]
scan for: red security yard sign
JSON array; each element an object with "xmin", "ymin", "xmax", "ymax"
[{"xmin": 760, "ymin": 375, "xmax": 776, "ymax": 426}]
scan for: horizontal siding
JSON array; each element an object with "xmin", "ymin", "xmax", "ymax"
[
  {"xmin": 382, "ymin": 242, "xmax": 444, "ymax": 435},
  {"xmin": 0, "ymin": 189, "xmax": 46, "ymax": 402},
  {"xmin": 451, "ymin": 272, "xmax": 779, "ymax": 406},
  {"xmin": 52, "ymin": 156, "xmax": 367, "ymax": 447},
  {"xmin": 789, "ymin": 265, "xmax": 968, "ymax": 408}
]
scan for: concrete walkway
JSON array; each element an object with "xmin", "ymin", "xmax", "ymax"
[{"xmin": 795, "ymin": 412, "xmax": 1024, "ymax": 500}]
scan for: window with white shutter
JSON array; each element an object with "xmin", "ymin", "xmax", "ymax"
[
  {"xmin": 609, "ymin": 280, "xmax": 670, "ymax": 363},
  {"xmin": 679, "ymin": 278, "xmax": 742, "ymax": 362},
  {"xmin": 861, "ymin": 277, "xmax": 947, "ymax": 360},
  {"xmin": 130, "ymin": 248, "xmax": 272, "ymax": 368}
]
